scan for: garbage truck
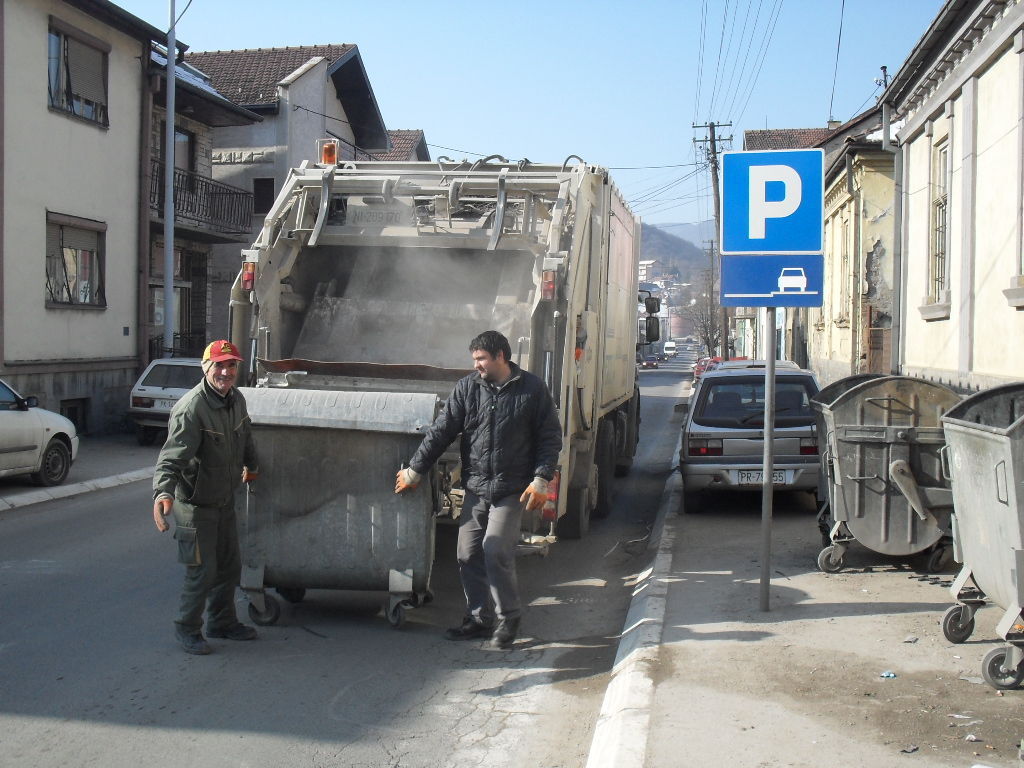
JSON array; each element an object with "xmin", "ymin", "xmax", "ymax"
[{"xmin": 228, "ymin": 148, "xmax": 657, "ymax": 625}]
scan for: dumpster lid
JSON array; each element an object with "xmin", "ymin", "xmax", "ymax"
[{"xmin": 941, "ymin": 381, "xmax": 1024, "ymax": 435}]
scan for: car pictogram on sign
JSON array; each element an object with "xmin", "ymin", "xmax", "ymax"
[{"xmin": 777, "ymin": 267, "xmax": 807, "ymax": 293}]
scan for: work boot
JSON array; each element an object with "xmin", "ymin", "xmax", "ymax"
[
  {"xmin": 488, "ymin": 616, "xmax": 521, "ymax": 649},
  {"xmin": 175, "ymin": 627, "xmax": 212, "ymax": 655},
  {"xmin": 444, "ymin": 617, "xmax": 494, "ymax": 641},
  {"xmin": 206, "ymin": 622, "xmax": 258, "ymax": 641}
]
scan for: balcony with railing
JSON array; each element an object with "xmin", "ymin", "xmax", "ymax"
[{"xmin": 150, "ymin": 159, "xmax": 254, "ymax": 240}]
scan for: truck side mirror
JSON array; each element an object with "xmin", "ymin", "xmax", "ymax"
[
  {"xmin": 645, "ymin": 316, "xmax": 660, "ymax": 343},
  {"xmin": 644, "ymin": 296, "xmax": 661, "ymax": 315}
]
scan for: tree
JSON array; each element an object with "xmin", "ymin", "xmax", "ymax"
[{"xmin": 682, "ymin": 270, "xmax": 721, "ymax": 357}]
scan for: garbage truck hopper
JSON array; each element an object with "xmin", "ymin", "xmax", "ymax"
[{"xmin": 229, "ymin": 152, "xmax": 656, "ymax": 624}]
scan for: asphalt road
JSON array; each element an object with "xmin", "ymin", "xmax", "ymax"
[{"xmin": 0, "ymin": 363, "xmax": 686, "ymax": 768}]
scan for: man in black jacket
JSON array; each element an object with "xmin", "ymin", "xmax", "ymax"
[{"xmin": 395, "ymin": 330, "xmax": 561, "ymax": 649}]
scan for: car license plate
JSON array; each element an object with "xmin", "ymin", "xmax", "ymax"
[
  {"xmin": 157, "ymin": 399, "xmax": 176, "ymax": 410},
  {"xmin": 735, "ymin": 470, "xmax": 786, "ymax": 485}
]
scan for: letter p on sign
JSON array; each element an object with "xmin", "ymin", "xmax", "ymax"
[
  {"xmin": 748, "ymin": 165, "xmax": 801, "ymax": 239},
  {"xmin": 720, "ymin": 149, "xmax": 823, "ymax": 255}
]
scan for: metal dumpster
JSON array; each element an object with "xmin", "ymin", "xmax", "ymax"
[
  {"xmin": 815, "ymin": 376, "xmax": 959, "ymax": 573},
  {"xmin": 236, "ymin": 387, "xmax": 440, "ymax": 628},
  {"xmin": 940, "ymin": 383, "xmax": 1024, "ymax": 690},
  {"xmin": 810, "ymin": 374, "xmax": 883, "ymax": 546}
]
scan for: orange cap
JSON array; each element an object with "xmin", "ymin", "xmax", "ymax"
[{"xmin": 202, "ymin": 339, "xmax": 243, "ymax": 363}]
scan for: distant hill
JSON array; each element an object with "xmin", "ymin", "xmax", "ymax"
[
  {"xmin": 640, "ymin": 223, "xmax": 708, "ymax": 284},
  {"xmin": 652, "ymin": 220, "xmax": 716, "ymax": 248}
]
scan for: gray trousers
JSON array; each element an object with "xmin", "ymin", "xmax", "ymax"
[
  {"xmin": 457, "ymin": 490, "xmax": 523, "ymax": 623},
  {"xmin": 172, "ymin": 501, "xmax": 242, "ymax": 634}
]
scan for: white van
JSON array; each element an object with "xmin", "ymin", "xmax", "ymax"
[{"xmin": 663, "ymin": 341, "xmax": 677, "ymax": 357}]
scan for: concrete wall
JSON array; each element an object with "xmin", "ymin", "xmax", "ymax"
[
  {"xmin": 895, "ymin": 3, "xmax": 1024, "ymax": 392},
  {"xmin": 2, "ymin": 0, "xmax": 146, "ymax": 431}
]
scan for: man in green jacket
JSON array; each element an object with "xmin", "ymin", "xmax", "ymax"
[{"xmin": 152, "ymin": 340, "xmax": 260, "ymax": 655}]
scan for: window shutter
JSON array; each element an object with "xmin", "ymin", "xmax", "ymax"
[
  {"xmin": 61, "ymin": 226, "xmax": 98, "ymax": 252},
  {"xmin": 66, "ymin": 37, "xmax": 106, "ymax": 105}
]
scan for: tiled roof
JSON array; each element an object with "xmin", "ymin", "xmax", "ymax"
[
  {"xmin": 376, "ymin": 130, "xmax": 429, "ymax": 161},
  {"xmin": 743, "ymin": 128, "xmax": 833, "ymax": 151},
  {"xmin": 186, "ymin": 45, "xmax": 356, "ymax": 106}
]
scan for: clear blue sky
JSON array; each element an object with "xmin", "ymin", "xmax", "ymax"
[{"xmin": 118, "ymin": 0, "xmax": 945, "ymax": 225}]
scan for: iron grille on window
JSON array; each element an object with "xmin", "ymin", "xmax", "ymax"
[
  {"xmin": 930, "ymin": 144, "xmax": 949, "ymax": 300},
  {"xmin": 46, "ymin": 220, "xmax": 106, "ymax": 307},
  {"xmin": 48, "ymin": 28, "xmax": 108, "ymax": 126}
]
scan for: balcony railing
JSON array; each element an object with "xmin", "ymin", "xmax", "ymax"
[
  {"xmin": 150, "ymin": 160, "xmax": 253, "ymax": 234},
  {"xmin": 148, "ymin": 331, "xmax": 206, "ymax": 363}
]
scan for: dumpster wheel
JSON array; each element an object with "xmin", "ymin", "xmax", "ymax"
[
  {"xmin": 817, "ymin": 545, "xmax": 845, "ymax": 574},
  {"xmin": 981, "ymin": 646, "xmax": 1024, "ymax": 690},
  {"xmin": 247, "ymin": 594, "xmax": 281, "ymax": 626},
  {"xmin": 941, "ymin": 604, "xmax": 975, "ymax": 644},
  {"xmin": 385, "ymin": 598, "xmax": 413, "ymax": 629}
]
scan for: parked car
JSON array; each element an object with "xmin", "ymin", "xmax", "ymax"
[
  {"xmin": 678, "ymin": 361, "xmax": 820, "ymax": 507},
  {"xmin": 640, "ymin": 355, "xmax": 660, "ymax": 369},
  {"xmin": 128, "ymin": 358, "xmax": 203, "ymax": 445},
  {"xmin": 692, "ymin": 356, "xmax": 722, "ymax": 379},
  {"xmin": 0, "ymin": 378, "xmax": 79, "ymax": 486}
]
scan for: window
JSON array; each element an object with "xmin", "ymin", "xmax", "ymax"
[
  {"xmin": 48, "ymin": 21, "xmax": 109, "ymax": 126},
  {"xmin": 929, "ymin": 141, "xmax": 949, "ymax": 300},
  {"xmin": 839, "ymin": 218, "xmax": 850, "ymax": 321},
  {"xmin": 253, "ymin": 178, "xmax": 276, "ymax": 215},
  {"xmin": 45, "ymin": 213, "xmax": 106, "ymax": 307}
]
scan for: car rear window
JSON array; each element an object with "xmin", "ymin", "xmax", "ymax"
[
  {"xmin": 692, "ymin": 376, "xmax": 817, "ymax": 428},
  {"xmin": 142, "ymin": 364, "xmax": 201, "ymax": 389}
]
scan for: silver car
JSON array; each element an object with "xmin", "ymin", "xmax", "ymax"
[
  {"xmin": 0, "ymin": 378, "xmax": 79, "ymax": 486},
  {"xmin": 679, "ymin": 362, "xmax": 820, "ymax": 505},
  {"xmin": 128, "ymin": 358, "xmax": 203, "ymax": 445}
]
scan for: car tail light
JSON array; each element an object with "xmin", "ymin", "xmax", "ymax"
[
  {"xmin": 800, "ymin": 438, "xmax": 818, "ymax": 455},
  {"xmin": 688, "ymin": 439, "xmax": 723, "ymax": 457},
  {"xmin": 542, "ymin": 470, "xmax": 560, "ymax": 521},
  {"xmin": 132, "ymin": 396, "xmax": 154, "ymax": 408}
]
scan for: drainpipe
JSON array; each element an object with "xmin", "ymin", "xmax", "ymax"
[
  {"xmin": 137, "ymin": 47, "xmax": 155, "ymax": 370},
  {"xmin": 881, "ymin": 101, "xmax": 903, "ymax": 375},
  {"xmin": 846, "ymin": 151, "xmax": 861, "ymax": 375}
]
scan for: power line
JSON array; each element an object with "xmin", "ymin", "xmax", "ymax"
[
  {"xmin": 734, "ymin": 0, "xmax": 785, "ymax": 125},
  {"xmin": 723, "ymin": 0, "xmax": 766, "ymax": 120},
  {"xmin": 828, "ymin": 0, "xmax": 847, "ymax": 121}
]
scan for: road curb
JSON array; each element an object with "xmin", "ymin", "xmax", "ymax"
[
  {"xmin": 0, "ymin": 468, "xmax": 153, "ymax": 511},
  {"xmin": 585, "ymin": 467, "xmax": 682, "ymax": 768}
]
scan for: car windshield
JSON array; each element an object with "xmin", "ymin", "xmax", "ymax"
[
  {"xmin": 142, "ymin": 364, "xmax": 201, "ymax": 389},
  {"xmin": 692, "ymin": 376, "xmax": 816, "ymax": 428}
]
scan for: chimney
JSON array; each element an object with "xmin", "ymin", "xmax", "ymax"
[{"xmin": 827, "ymin": 119, "xmax": 842, "ymax": 130}]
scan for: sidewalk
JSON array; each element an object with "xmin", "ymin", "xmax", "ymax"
[
  {"xmin": 587, "ymin": 387, "xmax": 1024, "ymax": 768},
  {"xmin": 0, "ymin": 431, "xmax": 158, "ymax": 511}
]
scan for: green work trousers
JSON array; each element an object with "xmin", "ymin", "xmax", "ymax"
[{"xmin": 172, "ymin": 500, "xmax": 242, "ymax": 634}]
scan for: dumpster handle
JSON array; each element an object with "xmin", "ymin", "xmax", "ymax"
[
  {"xmin": 939, "ymin": 444, "xmax": 952, "ymax": 482},
  {"xmin": 995, "ymin": 459, "xmax": 1009, "ymax": 504},
  {"xmin": 846, "ymin": 473, "xmax": 881, "ymax": 482}
]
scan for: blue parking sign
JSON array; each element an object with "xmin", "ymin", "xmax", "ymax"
[{"xmin": 721, "ymin": 149, "xmax": 824, "ymax": 255}]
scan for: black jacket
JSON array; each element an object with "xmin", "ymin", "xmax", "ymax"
[{"xmin": 410, "ymin": 363, "xmax": 561, "ymax": 502}]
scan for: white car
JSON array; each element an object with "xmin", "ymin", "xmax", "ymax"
[
  {"xmin": 777, "ymin": 267, "xmax": 808, "ymax": 292},
  {"xmin": 0, "ymin": 378, "xmax": 79, "ymax": 486},
  {"xmin": 128, "ymin": 358, "xmax": 203, "ymax": 445}
]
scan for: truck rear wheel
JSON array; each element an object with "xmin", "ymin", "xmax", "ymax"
[
  {"xmin": 557, "ymin": 486, "xmax": 590, "ymax": 539},
  {"xmin": 593, "ymin": 423, "xmax": 615, "ymax": 519}
]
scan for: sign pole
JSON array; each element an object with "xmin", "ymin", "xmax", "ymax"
[{"xmin": 759, "ymin": 306, "xmax": 777, "ymax": 612}]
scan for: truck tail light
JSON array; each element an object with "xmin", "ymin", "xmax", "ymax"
[
  {"xmin": 800, "ymin": 438, "xmax": 818, "ymax": 455},
  {"xmin": 542, "ymin": 470, "xmax": 560, "ymax": 522},
  {"xmin": 241, "ymin": 261, "xmax": 255, "ymax": 291},
  {"xmin": 688, "ymin": 439, "xmax": 723, "ymax": 457},
  {"xmin": 132, "ymin": 396, "xmax": 154, "ymax": 408},
  {"xmin": 541, "ymin": 270, "xmax": 556, "ymax": 301},
  {"xmin": 321, "ymin": 140, "xmax": 338, "ymax": 165}
]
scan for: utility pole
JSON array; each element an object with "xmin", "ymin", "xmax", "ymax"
[{"xmin": 694, "ymin": 121, "xmax": 732, "ymax": 359}]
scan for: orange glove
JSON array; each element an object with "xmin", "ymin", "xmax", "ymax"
[
  {"xmin": 519, "ymin": 477, "xmax": 549, "ymax": 512},
  {"xmin": 153, "ymin": 496, "xmax": 172, "ymax": 532},
  {"xmin": 395, "ymin": 466, "xmax": 421, "ymax": 494},
  {"xmin": 242, "ymin": 467, "xmax": 259, "ymax": 484}
]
